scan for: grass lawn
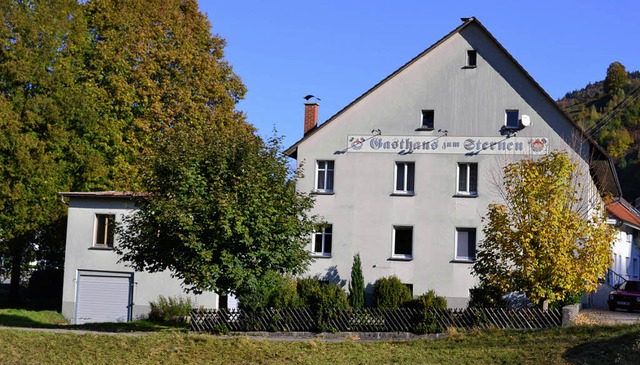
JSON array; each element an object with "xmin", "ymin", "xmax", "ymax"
[
  {"xmin": 0, "ymin": 308, "xmax": 187, "ymax": 332},
  {"xmin": 0, "ymin": 316, "xmax": 638, "ymax": 364}
]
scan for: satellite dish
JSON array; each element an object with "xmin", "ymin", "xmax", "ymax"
[{"xmin": 521, "ymin": 114, "xmax": 531, "ymax": 127}]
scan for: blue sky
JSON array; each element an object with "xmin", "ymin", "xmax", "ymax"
[{"xmin": 200, "ymin": 0, "xmax": 640, "ymax": 148}]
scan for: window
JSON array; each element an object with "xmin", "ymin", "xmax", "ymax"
[
  {"xmin": 316, "ymin": 160, "xmax": 334, "ymax": 193},
  {"xmin": 395, "ymin": 162, "xmax": 415, "ymax": 194},
  {"xmin": 94, "ymin": 214, "xmax": 115, "ymax": 248},
  {"xmin": 421, "ymin": 110, "xmax": 434, "ymax": 129},
  {"xmin": 455, "ymin": 228, "xmax": 476, "ymax": 261},
  {"xmin": 457, "ymin": 163, "xmax": 478, "ymax": 195},
  {"xmin": 505, "ymin": 110, "xmax": 519, "ymax": 129},
  {"xmin": 466, "ymin": 50, "xmax": 477, "ymax": 67},
  {"xmin": 392, "ymin": 226, "xmax": 413, "ymax": 259},
  {"xmin": 404, "ymin": 284, "xmax": 414, "ymax": 297},
  {"xmin": 633, "ymin": 258, "xmax": 638, "ymax": 278},
  {"xmin": 312, "ymin": 224, "xmax": 332, "ymax": 257}
]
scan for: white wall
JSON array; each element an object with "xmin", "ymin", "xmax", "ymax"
[
  {"xmin": 292, "ymin": 22, "xmax": 600, "ymax": 308},
  {"xmin": 61, "ymin": 196, "xmax": 218, "ymax": 322}
]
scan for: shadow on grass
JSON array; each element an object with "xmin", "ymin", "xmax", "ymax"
[
  {"xmin": 563, "ymin": 326, "xmax": 640, "ymax": 364},
  {"xmin": 0, "ymin": 313, "xmax": 187, "ymax": 333}
]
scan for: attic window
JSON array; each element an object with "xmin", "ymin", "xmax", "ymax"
[
  {"xmin": 505, "ymin": 110, "xmax": 519, "ymax": 129},
  {"xmin": 466, "ymin": 50, "xmax": 477, "ymax": 68},
  {"xmin": 420, "ymin": 110, "xmax": 434, "ymax": 129}
]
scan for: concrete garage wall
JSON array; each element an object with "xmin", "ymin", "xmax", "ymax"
[{"xmin": 61, "ymin": 195, "xmax": 218, "ymax": 323}]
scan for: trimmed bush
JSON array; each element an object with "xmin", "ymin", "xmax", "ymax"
[
  {"xmin": 405, "ymin": 290, "xmax": 448, "ymax": 334},
  {"xmin": 297, "ymin": 278, "xmax": 349, "ymax": 310},
  {"xmin": 237, "ymin": 272, "xmax": 302, "ymax": 311},
  {"xmin": 148, "ymin": 296, "xmax": 194, "ymax": 322},
  {"xmin": 468, "ymin": 282, "xmax": 507, "ymax": 308},
  {"xmin": 373, "ymin": 276, "xmax": 412, "ymax": 309},
  {"xmin": 296, "ymin": 278, "xmax": 349, "ymax": 332},
  {"xmin": 406, "ymin": 290, "xmax": 448, "ymax": 310}
]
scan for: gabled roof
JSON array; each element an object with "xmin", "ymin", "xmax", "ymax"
[
  {"xmin": 284, "ymin": 17, "xmax": 621, "ymax": 197},
  {"xmin": 607, "ymin": 198, "xmax": 640, "ymax": 230}
]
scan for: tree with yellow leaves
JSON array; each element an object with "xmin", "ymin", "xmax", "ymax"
[{"xmin": 472, "ymin": 151, "xmax": 615, "ymax": 307}]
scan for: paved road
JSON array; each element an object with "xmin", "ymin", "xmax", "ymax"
[{"xmin": 580, "ymin": 308, "xmax": 640, "ymax": 325}]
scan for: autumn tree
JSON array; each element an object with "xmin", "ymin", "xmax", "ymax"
[
  {"xmin": 0, "ymin": 0, "xmax": 101, "ymax": 305},
  {"xmin": 472, "ymin": 152, "xmax": 615, "ymax": 307},
  {"xmin": 82, "ymin": 0, "xmax": 246, "ymax": 188},
  {"xmin": 604, "ymin": 61, "xmax": 629, "ymax": 97},
  {"xmin": 348, "ymin": 253, "xmax": 365, "ymax": 308}
]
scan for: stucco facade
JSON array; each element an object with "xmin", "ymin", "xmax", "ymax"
[
  {"xmin": 286, "ymin": 18, "xmax": 618, "ymax": 308},
  {"xmin": 60, "ymin": 192, "xmax": 218, "ymax": 324}
]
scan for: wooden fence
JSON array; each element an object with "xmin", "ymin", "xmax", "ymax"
[{"xmin": 190, "ymin": 307, "xmax": 562, "ymax": 334}]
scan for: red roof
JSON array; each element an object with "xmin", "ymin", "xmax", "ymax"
[{"xmin": 607, "ymin": 199, "xmax": 640, "ymax": 228}]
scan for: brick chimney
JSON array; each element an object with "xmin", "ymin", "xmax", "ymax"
[{"xmin": 304, "ymin": 102, "xmax": 319, "ymax": 135}]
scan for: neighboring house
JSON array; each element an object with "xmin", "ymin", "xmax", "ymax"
[
  {"xmin": 586, "ymin": 198, "xmax": 640, "ymax": 308},
  {"xmin": 59, "ymin": 192, "xmax": 221, "ymax": 324},
  {"xmin": 284, "ymin": 17, "xmax": 620, "ymax": 308}
]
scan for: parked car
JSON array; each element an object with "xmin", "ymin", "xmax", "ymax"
[{"xmin": 608, "ymin": 280, "xmax": 640, "ymax": 311}]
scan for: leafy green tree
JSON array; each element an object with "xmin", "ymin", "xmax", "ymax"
[
  {"xmin": 348, "ymin": 253, "xmax": 365, "ymax": 308},
  {"xmin": 0, "ymin": 0, "xmax": 98, "ymax": 305},
  {"xmin": 117, "ymin": 126, "xmax": 317, "ymax": 295},
  {"xmin": 472, "ymin": 152, "xmax": 615, "ymax": 307}
]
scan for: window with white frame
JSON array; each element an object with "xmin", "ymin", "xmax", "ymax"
[
  {"xmin": 455, "ymin": 228, "xmax": 476, "ymax": 261},
  {"xmin": 395, "ymin": 162, "xmax": 415, "ymax": 194},
  {"xmin": 312, "ymin": 224, "xmax": 332, "ymax": 257},
  {"xmin": 392, "ymin": 226, "xmax": 413, "ymax": 259},
  {"xmin": 505, "ymin": 110, "xmax": 519, "ymax": 129},
  {"xmin": 94, "ymin": 214, "xmax": 115, "ymax": 248},
  {"xmin": 315, "ymin": 160, "xmax": 334, "ymax": 193},
  {"xmin": 457, "ymin": 163, "xmax": 478, "ymax": 195}
]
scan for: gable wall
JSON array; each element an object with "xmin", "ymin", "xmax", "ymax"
[{"xmin": 294, "ymin": 23, "xmax": 599, "ymax": 307}]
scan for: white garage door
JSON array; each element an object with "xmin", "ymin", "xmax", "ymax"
[{"xmin": 75, "ymin": 271, "xmax": 133, "ymax": 324}]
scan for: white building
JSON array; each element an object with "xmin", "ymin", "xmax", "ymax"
[
  {"xmin": 59, "ymin": 192, "xmax": 219, "ymax": 324},
  {"xmin": 285, "ymin": 17, "xmax": 619, "ymax": 307},
  {"xmin": 585, "ymin": 198, "xmax": 640, "ymax": 308}
]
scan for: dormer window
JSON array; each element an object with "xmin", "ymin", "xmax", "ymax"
[{"xmin": 466, "ymin": 50, "xmax": 477, "ymax": 68}]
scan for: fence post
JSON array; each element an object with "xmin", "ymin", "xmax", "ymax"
[{"xmin": 561, "ymin": 304, "xmax": 580, "ymax": 327}]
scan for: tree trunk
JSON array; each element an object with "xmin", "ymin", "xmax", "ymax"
[{"xmin": 8, "ymin": 240, "xmax": 24, "ymax": 307}]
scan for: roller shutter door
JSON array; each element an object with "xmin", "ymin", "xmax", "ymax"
[{"xmin": 75, "ymin": 271, "xmax": 132, "ymax": 324}]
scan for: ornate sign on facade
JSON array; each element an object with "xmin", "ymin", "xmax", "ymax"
[{"xmin": 346, "ymin": 135, "xmax": 549, "ymax": 155}]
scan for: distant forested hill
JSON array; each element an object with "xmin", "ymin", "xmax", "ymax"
[{"xmin": 558, "ymin": 63, "xmax": 640, "ymax": 202}]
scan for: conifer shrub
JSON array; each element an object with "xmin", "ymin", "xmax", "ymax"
[{"xmin": 348, "ymin": 254, "xmax": 365, "ymax": 308}]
